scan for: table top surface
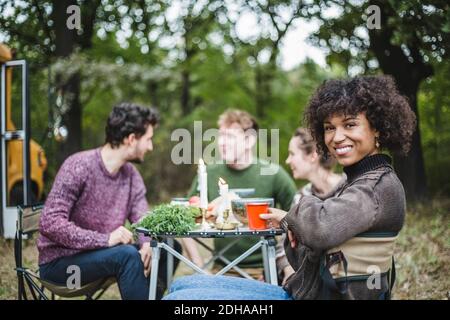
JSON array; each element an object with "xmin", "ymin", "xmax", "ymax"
[{"xmin": 135, "ymin": 226, "xmax": 284, "ymax": 238}]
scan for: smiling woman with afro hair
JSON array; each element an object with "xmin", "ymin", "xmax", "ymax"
[
  {"xmin": 304, "ymin": 75, "xmax": 416, "ymax": 158},
  {"xmin": 162, "ymin": 75, "xmax": 417, "ymax": 301}
]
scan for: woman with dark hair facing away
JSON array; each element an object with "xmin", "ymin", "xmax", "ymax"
[{"xmin": 164, "ymin": 75, "xmax": 416, "ymax": 300}]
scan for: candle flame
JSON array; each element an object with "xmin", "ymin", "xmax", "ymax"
[
  {"xmin": 198, "ymin": 158, "xmax": 204, "ymax": 165},
  {"xmin": 218, "ymin": 177, "xmax": 227, "ymax": 185}
]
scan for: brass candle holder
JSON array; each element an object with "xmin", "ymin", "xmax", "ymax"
[
  {"xmin": 214, "ymin": 209, "xmax": 238, "ymax": 230},
  {"xmin": 200, "ymin": 208, "xmax": 210, "ymax": 230}
]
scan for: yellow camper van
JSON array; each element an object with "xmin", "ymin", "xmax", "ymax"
[{"xmin": 0, "ymin": 43, "xmax": 47, "ymax": 206}]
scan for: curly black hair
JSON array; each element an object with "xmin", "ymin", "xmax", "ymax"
[
  {"xmin": 304, "ymin": 75, "xmax": 416, "ymax": 156},
  {"xmin": 105, "ymin": 102, "xmax": 159, "ymax": 148}
]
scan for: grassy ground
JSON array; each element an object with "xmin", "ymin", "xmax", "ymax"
[
  {"xmin": 393, "ymin": 199, "xmax": 450, "ymax": 299},
  {"xmin": 1, "ymin": 198, "xmax": 448, "ymax": 300}
]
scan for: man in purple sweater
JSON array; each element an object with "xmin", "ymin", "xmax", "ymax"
[{"xmin": 38, "ymin": 102, "xmax": 181, "ymax": 299}]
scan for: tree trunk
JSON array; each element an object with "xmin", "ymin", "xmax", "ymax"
[
  {"xmin": 52, "ymin": 0, "xmax": 81, "ymax": 166},
  {"xmin": 255, "ymin": 66, "xmax": 265, "ymax": 118},
  {"xmin": 376, "ymin": 55, "xmax": 430, "ymax": 202},
  {"xmin": 368, "ymin": 0, "xmax": 432, "ymax": 202},
  {"xmin": 392, "ymin": 89, "xmax": 428, "ymax": 202},
  {"xmin": 255, "ymin": 61, "xmax": 276, "ymax": 119},
  {"xmin": 51, "ymin": 0, "xmax": 100, "ymax": 165},
  {"xmin": 57, "ymin": 73, "xmax": 82, "ymax": 166},
  {"xmin": 148, "ymin": 81, "xmax": 159, "ymax": 109},
  {"xmin": 181, "ymin": 70, "xmax": 190, "ymax": 115},
  {"xmin": 180, "ymin": 15, "xmax": 193, "ymax": 116}
]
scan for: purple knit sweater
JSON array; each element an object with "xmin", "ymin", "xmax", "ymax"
[{"xmin": 37, "ymin": 148, "xmax": 148, "ymax": 265}]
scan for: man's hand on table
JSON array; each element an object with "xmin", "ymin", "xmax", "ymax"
[
  {"xmin": 108, "ymin": 226, "xmax": 152, "ymax": 277},
  {"xmin": 139, "ymin": 242, "xmax": 152, "ymax": 277},
  {"xmin": 108, "ymin": 226, "xmax": 133, "ymax": 247}
]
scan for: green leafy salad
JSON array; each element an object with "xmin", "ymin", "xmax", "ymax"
[{"xmin": 133, "ymin": 204, "xmax": 199, "ymax": 234}]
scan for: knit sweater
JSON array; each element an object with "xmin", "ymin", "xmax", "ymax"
[
  {"xmin": 275, "ymin": 176, "xmax": 346, "ymax": 276},
  {"xmin": 281, "ymin": 154, "xmax": 406, "ymax": 300},
  {"xmin": 37, "ymin": 148, "xmax": 148, "ymax": 265}
]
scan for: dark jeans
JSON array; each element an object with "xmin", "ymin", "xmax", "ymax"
[{"xmin": 39, "ymin": 241, "xmax": 181, "ymax": 300}]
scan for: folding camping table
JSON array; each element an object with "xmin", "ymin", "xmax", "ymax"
[{"xmin": 135, "ymin": 226, "xmax": 284, "ymax": 300}]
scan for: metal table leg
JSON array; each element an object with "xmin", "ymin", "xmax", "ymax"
[
  {"xmin": 215, "ymin": 240, "xmax": 263, "ymax": 276},
  {"xmin": 166, "ymin": 238, "xmax": 174, "ymax": 288},
  {"xmin": 149, "ymin": 240, "xmax": 161, "ymax": 300},
  {"xmin": 202, "ymin": 238, "xmax": 240, "ymax": 268},
  {"xmin": 261, "ymin": 236, "xmax": 270, "ymax": 282},
  {"xmin": 266, "ymin": 236, "xmax": 278, "ymax": 285},
  {"xmin": 160, "ymin": 242, "xmax": 208, "ymax": 274}
]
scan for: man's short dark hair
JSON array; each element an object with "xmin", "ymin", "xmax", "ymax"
[{"xmin": 105, "ymin": 102, "xmax": 159, "ymax": 148}]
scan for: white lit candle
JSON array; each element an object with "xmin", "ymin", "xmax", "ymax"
[
  {"xmin": 218, "ymin": 177, "xmax": 228, "ymax": 196},
  {"xmin": 216, "ymin": 177, "xmax": 229, "ymax": 224},
  {"xmin": 218, "ymin": 177, "xmax": 240, "ymax": 226},
  {"xmin": 198, "ymin": 159, "xmax": 208, "ymax": 210}
]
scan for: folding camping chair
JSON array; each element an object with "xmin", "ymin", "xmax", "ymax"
[{"xmin": 14, "ymin": 204, "xmax": 115, "ymax": 300}]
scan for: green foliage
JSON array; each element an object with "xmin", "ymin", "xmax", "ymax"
[
  {"xmin": 394, "ymin": 198, "xmax": 450, "ymax": 299},
  {"xmin": 1, "ymin": 0, "xmax": 449, "ymax": 200},
  {"xmin": 308, "ymin": 0, "xmax": 449, "ymax": 74},
  {"xmin": 419, "ymin": 60, "xmax": 450, "ymax": 196},
  {"xmin": 133, "ymin": 204, "xmax": 199, "ymax": 234}
]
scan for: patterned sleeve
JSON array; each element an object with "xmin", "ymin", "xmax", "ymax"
[{"xmin": 39, "ymin": 156, "xmax": 109, "ymax": 250}]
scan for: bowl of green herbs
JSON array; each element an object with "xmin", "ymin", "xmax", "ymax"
[{"xmin": 133, "ymin": 204, "xmax": 199, "ymax": 235}]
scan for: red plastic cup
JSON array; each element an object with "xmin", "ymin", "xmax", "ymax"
[{"xmin": 245, "ymin": 202, "xmax": 269, "ymax": 230}]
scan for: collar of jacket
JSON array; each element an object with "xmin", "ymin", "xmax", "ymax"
[{"xmin": 343, "ymin": 153, "xmax": 392, "ymax": 182}]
